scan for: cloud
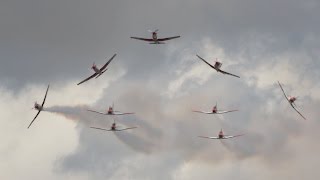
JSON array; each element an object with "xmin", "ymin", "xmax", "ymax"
[{"xmin": 1, "ymin": 0, "xmax": 320, "ymax": 179}]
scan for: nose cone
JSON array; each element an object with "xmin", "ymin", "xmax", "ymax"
[{"xmin": 289, "ymin": 97, "xmax": 296, "ymax": 102}]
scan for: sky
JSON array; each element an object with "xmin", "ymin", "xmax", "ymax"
[{"xmin": 1, "ymin": 0, "xmax": 320, "ymax": 179}]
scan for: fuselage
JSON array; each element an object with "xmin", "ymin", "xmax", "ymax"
[
  {"xmin": 92, "ymin": 65, "xmax": 101, "ymax": 74},
  {"xmin": 107, "ymin": 107, "xmax": 114, "ymax": 114},
  {"xmin": 288, "ymin": 96, "xmax": 297, "ymax": 104},
  {"xmin": 214, "ymin": 61, "xmax": 222, "ymax": 70},
  {"xmin": 212, "ymin": 106, "xmax": 217, "ymax": 113},
  {"xmin": 111, "ymin": 123, "xmax": 116, "ymax": 130},
  {"xmin": 152, "ymin": 32, "xmax": 158, "ymax": 41},
  {"xmin": 151, "ymin": 32, "xmax": 164, "ymax": 44},
  {"xmin": 34, "ymin": 102, "xmax": 43, "ymax": 111},
  {"xmin": 218, "ymin": 130, "xmax": 224, "ymax": 139}
]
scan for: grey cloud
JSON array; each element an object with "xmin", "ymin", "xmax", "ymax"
[
  {"xmin": 1, "ymin": 0, "xmax": 319, "ymax": 89},
  {"xmin": 2, "ymin": 0, "xmax": 320, "ymax": 179},
  {"xmin": 46, "ymin": 75, "xmax": 312, "ymax": 179}
]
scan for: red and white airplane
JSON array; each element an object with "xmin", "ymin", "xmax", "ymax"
[
  {"xmin": 28, "ymin": 84, "xmax": 50, "ymax": 129},
  {"xmin": 278, "ymin": 81, "xmax": 306, "ymax": 120},
  {"xmin": 90, "ymin": 122, "xmax": 137, "ymax": 132},
  {"xmin": 199, "ymin": 129, "xmax": 244, "ymax": 139},
  {"xmin": 131, "ymin": 29, "xmax": 180, "ymax": 44},
  {"xmin": 196, "ymin": 55, "xmax": 240, "ymax": 78},
  {"xmin": 193, "ymin": 103, "xmax": 238, "ymax": 114},
  {"xmin": 77, "ymin": 54, "xmax": 117, "ymax": 85},
  {"xmin": 87, "ymin": 103, "xmax": 134, "ymax": 116}
]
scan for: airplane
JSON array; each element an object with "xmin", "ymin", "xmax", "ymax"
[
  {"xmin": 90, "ymin": 122, "xmax": 137, "ymax": 132},
  {"xmin": 87, "ymin": 103, "xmax": 134, "ymax": 116},
  {"xmin": 131, "ymin": 29, "xmax": 180, "ymax": 44},
  {"xmin": 196, "ymin": 55, "xmax": 240, "ymax": 78},
  {"xmin": 193, "ymin": 103, "xmax": 238, "ymax": 114},
  {"xmin": 28, "ymin": 84, "xmax": 50, "ymax": 129},
  {"xmin": 278, "ymin": 81, "xmax": 306, "ymax": 120},
  {"xmin": 77, "ymin": 54, "xmax": 117, "ymax": 85},
  {"xmin": 199, "ymin": 129, "xmax": 244, "ymax": 139}
]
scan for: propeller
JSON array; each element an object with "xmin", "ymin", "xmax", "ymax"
[{"xmin": 148, "ymin": 29, "xmax": 159, "ymax": 33}]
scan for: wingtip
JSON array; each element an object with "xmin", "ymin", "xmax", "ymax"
[
  {"xmin": 27, "ymin": 123, "xmax": 32, "ymax": 129},
  {"xmin": 191, "ymin": 110, "xmax": 201, "ymax": 113}
]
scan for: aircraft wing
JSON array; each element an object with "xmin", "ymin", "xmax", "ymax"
[
  {"xmin": 157, "ymin": 36, "xmax": 180, "ymax": 41},
  {"xmin": 223, "ymin": 134, "xmax": 245, "ymax": 139},
  {"xmin": 218, "ymin": 69, "xmax": 240, "ymax": 78},
  {"xmin": 192, "ymin": 110, "xmax": 214, "ymax": 114},
  {"xmin": 113, "ymin": 112, "xmax": 135, "ymax": 115},
  {"xmin": 278, "ymin": 81, "xmax": 290, "ymax": 102},
  {"xmin": 290, "ymin": 103, "xmax": 307, "ymax": 120},
  {"xmin": 196, "ymin": 55, "xmax": 217, "ymax": 70},
  {"xmin": 90, "ymin": 126, "xmax": 137, "ymax": 131},
  {"xmin": 28, "ymin": 110, "xmax": 41, "ymax": 129},
  {"xmin": 100, "ymin": 54, "xmax": 117, "ymax": 71},
  {"xmin": 87, "ymin": 109, "xmax": 107, "ymax": 115},
  {"xmin": 116, "ymin": 127, "xmax": 138, "ymax": 131},
  {"xmin": 216, "ymin": 110, "xmax": 239, "ymax": 114},
  {"xmin": 198, "ymin": 136, "xmax": 220, "ymax": 139},
  {"xmin": 90, "ymin": 127, "xmax": 111, "ymax": 131},
  {"xmin": 41, "ymin": 85, "xmax": 50, "ymax": 107},
  {"xmin": 130, "ymin": 37, "xmax": 154, "ymax": 42},
  {"xmin": 77, "ymin": 73, "xmax": 98, "ymax": 85}
]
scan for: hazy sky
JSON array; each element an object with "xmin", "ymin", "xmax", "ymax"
[{"xmin": 1, "ymin": 0, "xmax": 320, "ymax": 179}]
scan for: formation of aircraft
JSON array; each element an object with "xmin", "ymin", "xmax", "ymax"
[
  {"xmin": 91, "ymin": 122, "xmax": 137, "ymax": 132},
  {"xmin": 87, "ymin": 103, "xmax": 134, "ymax": 116},
  {"xmin": 193, "ymin": 103, "xmax": 238, "ymax": 114},
  {"xmin": 199, "ymin": 129, "xmax": 244, "ymax": 140},
  {"xmin": 278, "ymin": 81, "xmax": 306, "ymax": 120},
  {"xmin": 196, "ymin": 55, "xmax": 240, "ymax": 78},
  {"xmin": 27, "ymin": 29, "xmax": 310, "ymax": 147},
  {"xmin": 131, "ymin": 29, "xmax": 180, "ymax": 44},
  {"xmin": 28, "ymin": 85, "xmax": 50, "ymax": 128},
  {"xmin": 88, "ymin": 102, "xmax": 136, "ymax": 132},
  {"xmin": 77, "ymin": 54, "xmax": 117, "ymax": 85}
]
